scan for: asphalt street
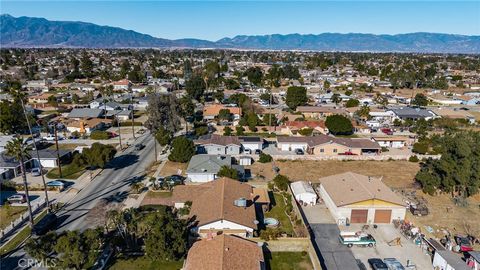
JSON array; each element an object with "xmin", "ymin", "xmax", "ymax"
[{"xmin": 0, "ymin": 133, "xmax": 156, "ymax": 270}]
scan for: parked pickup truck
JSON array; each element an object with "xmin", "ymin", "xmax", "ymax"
[{"xmin": 339, "ymin": 231, "xmax": 376, "ymax": 248}]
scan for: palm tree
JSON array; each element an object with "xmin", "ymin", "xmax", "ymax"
[{"xmin": 6, "ymin": 138, "xmax": 34, "ymax": 228}]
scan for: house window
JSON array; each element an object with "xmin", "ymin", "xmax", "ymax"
[
  {"xmin": 217, "ymin": 148, "xmax": 221, "ymax": 151},
  {"xmin": 333, "ymin": 149, "xmax": 337, "ymax": 153},
  {"xmin": 320, "ymin": 149, "xmax": 324, "ymax": 153}
]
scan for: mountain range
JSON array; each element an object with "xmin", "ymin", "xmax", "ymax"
[{"xmin": 1, "ymin": 14, "xmax": 479, "ymax": 53}]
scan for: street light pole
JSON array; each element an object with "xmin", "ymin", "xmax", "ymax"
[
  {"xmin": 20, "ymin": 99, "xmax": 51, "ymax": 212},
  {"xmin": 53, "ymin": 125, "xmax": 63, "ymax": 178}
]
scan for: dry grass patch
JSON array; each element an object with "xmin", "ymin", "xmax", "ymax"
[
  {"xmin": 160, "ymin": 161, "xmax": 188, "ymax": 177},
  {"xmin": 249, "ymin": 160, "xmax": 420, "ymax": 187}
]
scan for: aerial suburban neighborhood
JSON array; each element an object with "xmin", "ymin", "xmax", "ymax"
[{"xmin": 0, "ymin": 3, "xmax": 480, "ymax": 270}]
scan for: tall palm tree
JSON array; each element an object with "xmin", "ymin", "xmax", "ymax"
[{"xmin": 6, "ymin": 138, "xmax": 34, "ymax": 228}]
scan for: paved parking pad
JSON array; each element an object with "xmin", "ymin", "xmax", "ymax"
[
  {"xmin": 302, "ymin": 204, "xmax": 360, "ymax": 270},
  {"xmin": 344, "ymin": 224, "xmax": 433, "ymax": 270}
]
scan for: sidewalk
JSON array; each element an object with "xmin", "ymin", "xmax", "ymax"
[{"xmin": 121, "ymin": 149, "xmax": 168, "ymax": 209}]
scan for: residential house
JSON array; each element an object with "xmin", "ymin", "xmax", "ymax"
[
  {"xmin": 186, "ymin": 155, "xmax": 244, "ymax": 183},
  {"xmin": 276, "ymin": 135, "xmax": 381, "ymax": 155},
  {"xmin": 67, "ymin": 108, "xmax": 104, "ymax": 120},
  {"xmin": 195, "ymin": 134, "xmax": 263, "ymax": 154},
  {"xmin": 371, "ymin": 136, "xmax": 408, "ymax": 149},
  {"xmin": 281, "ymin": 120, "xmax": 328, "ymax": 136},
  {"xmin": 203, "ymin": 104, "xmax": 242, "ymax": 121},
  {"xmin": 319, "ymin": 172, "xmax": 406, "ymax": 224},
  {"xmin": 388, "ymin": 107, "xmax": 437, "ymax": 121},
  {"xmin": 29, "ymin": 149, "xmax": 71, "ymax": 168},
  {"xmin": 296, "ymin": 106, "xmax": 348, "ymax": 119},
  {"xmin": 112, "ymin": 79, "xmax": 131, "ymax": 91},
  {"xmin": 182, "ymin": 178, "xmax": 259, "ymax": 237},
  {"xmin": 64, "ymin": 118, "xmax": 111, "ymax": 135},
  {"xmin": 195, "ymin": 135, "xmax": 241, "ymax": 155},
  {"xmin": 184, "ymin": 234, "xmax": 265, "ymax": 270},
  {"xmin": 28, "ymin": 93, "xmax": 54, "ymax": 104}
]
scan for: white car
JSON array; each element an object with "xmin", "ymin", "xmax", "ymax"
[{"xmin": 43, "ymin": 135, "xmax": 56, "ymax": 141}]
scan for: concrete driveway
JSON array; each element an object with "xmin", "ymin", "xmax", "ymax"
[
  {"xmin": 343, "ymin": 224, "xmax": 433, "ymax": 270},
  {"xmin": 302, "ymin": 204, "xmax": 360, "ymax": 270}
]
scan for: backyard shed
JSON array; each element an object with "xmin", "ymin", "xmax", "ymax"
[
  {"xmin": 433, "ymin": 250, "xmax": 469, "ymax": 270},
  {"xmin": 290, "ymin": 181, "xmax": 318, "ymax": 206}
]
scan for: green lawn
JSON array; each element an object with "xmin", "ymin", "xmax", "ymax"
[
  {"xmin": 109, "ymin": 256, "xmax": 183, "ymax": 270},
  {"xmin": 0, "ymin": 210, "xmax": 48, "ymax": 256},
  {"xmin": 0, "ymin": 206, "xmax": 27, "ymax": 230},
  {"xmin": 265, "ymin": 193, "xmax": 294, "ymax": 235},
  {"xmin": 268, "ymin": 252, "xmax": 313, "ymax": 270},
  {"xmin": 46, "ymin": 163, "xmax": 86, "ymax": 179}
]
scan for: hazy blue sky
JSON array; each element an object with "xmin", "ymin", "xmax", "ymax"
[{"xmin": 1, "ymin": 1, "xmax": 479, "ymax": 40}]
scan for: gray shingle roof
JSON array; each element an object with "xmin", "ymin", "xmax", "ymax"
[
  {"xmin": 68, "ymin": 108, "xmax": 104, "ymax": 118},
  {"xmin": 187, "ymin": 155, "xmax": 232, "ymax": 174}
]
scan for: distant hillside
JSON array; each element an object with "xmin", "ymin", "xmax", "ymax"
[{"xmin": 1, "ymin": 14, "xmax": 479, "ymax": 53}]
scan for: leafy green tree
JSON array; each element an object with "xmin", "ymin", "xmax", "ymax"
[
  {"xmin": 0, "ymin": 100, "xmax": 33, "ymax": 134},
  {"xmin": 236, "ymin": 126, "xmax": 245, "ymax": 136},
  {"xmin": 415, "ymin": 132, "xmax": 480, "ymax": 197},
  {"xmin": 82, "ymin": 143, "xmax": 116, "ymax": 168},
  {"xmin": 412, "ymin": 142, "xmax": 429, "ymax": 154},
  {"xmin": 213, "ymin": 90, "xmax": 224, "ymax": 102},
  {"xmin": 259, "ymin": 153, "xmax": 273, "ymax": 163},
  {"xmin": 411, "ymin": 93, "xmax": 429, "ymax": 107},
  {"xmin": 245, "ymin": 111, "xmax": 260, "ymax": 131},
  {"xmin": 330, "ymin": 93, "xmax": 341, "ymax": 104},
  {"xmin": 323, "ymin": 80, "xmax": 331, "ymax": 89},
  {"xmin": 144, "ymin": 207, "xmax": 188, "ymax": 261},
  {"xmin": 185, "ymin": 75, "xmax": 206, "ymax": 101},
  {"xmin": 25, "ymin": 232, "xmax": 57, "ymax": 260},
  {"xmin": 54, "ymin": 229, "xmax": 103, "ymax": 270},
  {"xmin": 218, "ymin": 109, "xmax": 232, "ymax": 121},
  {"xmin": 345, "ymin": 99, "xmax": 360, "ymax": 108},
  {"xmin": 145, "ymin": 93, "xmax": 182, "ymax": 133},
  {"xmin": 223, "ymin": 126, "xmax": 233, "ymax": 136},
  {"xmin": 224, "ymin": 79, "xmax": 240, "ymax": 90},
  {"xmin": 244, "ymin": 66, "xmax": 263, "ymax": 86},
  {"xmin": 273, "ymin": 174, "xmax": 290, "ymax": 191},
  {"xmin": 262, "ymin": 114, "xmax": 278, "ymax": 126},
  {"xmin": 155, "ymin": 126, "xmax": 172, "ymax": 146},
  {"xmin": 285, "ymin": 86, "xmax": 307, "ymax": 110},
  {"xmin": 194, "ymin": 125, "xmax": 208, "ymax": 136},
  {"xmin": 168, "ymin": 136, "xmax": 195, "ymax": 163},
  {"xmin": 217, "ymin": 166, "xmax": 240, "ymax": 180},
  {"xmin": 355, "ymin": 105, "xmax": 371, "ymax": 119},
  {"xmin": 90, "ymin": 130, "xmax": 110, "ymax": 140},
  {"xmin": 298, "ymin": 128, "xmax": 314, "ymax": 136},
  {"xmin": 325, "ymin": 115, "xmax": 354, "ymax": 135}
]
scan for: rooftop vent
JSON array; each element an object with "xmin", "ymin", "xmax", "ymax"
[{"xmin": 234, "ymin": 198, "xmax": 247, "ymax": 207}]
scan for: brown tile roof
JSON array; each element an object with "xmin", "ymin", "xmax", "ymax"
[
  {"xmin": 184, "ymin": 234, "xmax": 264, "ymax": 270},
  {"xmin": 195, "ymin": 134, "xmax": 241, "ymax": 146},
  {"xmin": 189, "ymin": 178, "xmax": 257, "ymax": 228},
  {"xmin": 285, "ymin": 120, "xmax": 326, "ymax": 130},
  {"xmin": 277, "ymin": 134, "xmax": 381, "ymax": 149},
  {"xmin": 319, "ymin": 172, "xmax": 405, "ymax": 207},
  {"xmin": 203, "ymin": 104, "xmax": 242, "ymax": 117}
]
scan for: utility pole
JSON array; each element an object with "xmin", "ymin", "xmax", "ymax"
[
  {"xmin": 116, "ymin": 116, "xmax": 122, "ymax": 150},
  {"xmin": 53, "ymin": 125, "xmax": 62, "ymax": 178},
  {"xmin": 20, "ymin": 99, "xmax": 51, "ymax": 212},
  {"xmin": 130, "ymin": 90, "xmax": 135, "ymax": 140},
  {"xmin": 154, "ymin": 134, "xmax": 158, "ymax": 162}
]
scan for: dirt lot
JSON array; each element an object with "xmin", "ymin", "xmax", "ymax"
[
  {"xmin": 159, "ymin": 161, "xmax": 188, "ymax": 177},
  {"xmin": 248, "ymin": 160, "xmax": 480, "ymax": 236},
  {"xmin": 248, "ymin": 160, "xmax": 420, "ymax": 188}
]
